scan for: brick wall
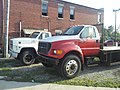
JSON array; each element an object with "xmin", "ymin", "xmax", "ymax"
[{"xmin": 3, "ymin": 0, "xmax": 104, "ymax": 39}]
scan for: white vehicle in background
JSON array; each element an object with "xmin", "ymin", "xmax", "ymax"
[{"xmin": 9, "ymin": 31, "xmax": 52, "ymax": 65}]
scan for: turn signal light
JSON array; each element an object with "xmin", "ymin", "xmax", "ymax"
[{"xmin": 53, "ymin": 49, "xmax": 63, "ymax": 55}]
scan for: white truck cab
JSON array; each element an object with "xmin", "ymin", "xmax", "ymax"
[{"xmin": 9, "ymin": 31, "xmax": 52, "ymax": 65}]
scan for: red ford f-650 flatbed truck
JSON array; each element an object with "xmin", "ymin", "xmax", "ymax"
[{"xmin": 38, "ymin": 25, "xmax": 120, "ymax": 78}]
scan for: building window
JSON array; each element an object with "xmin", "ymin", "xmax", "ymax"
[
  {"xmin": 58, "ymin": 4, "xmax": 64, "ymax": 18},
  {"xmin": 42, "ymin": 0, "xmax": 48, "ymax": 16},
  {"xmin": 70, "ymin": 6, "xmax": 75, "ymax": 20},
  {"xmin": 98, "ymin": 13, "xmax": 102, "ymax": 24}
]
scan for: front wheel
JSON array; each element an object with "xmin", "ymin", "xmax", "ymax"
[
  {"xmin": 20, "ymin": 50, "xmax": 36, "ymax": 65},
  {"xmin": 59, "ymin": 54, "xmax": 81, "ymax": 79}
]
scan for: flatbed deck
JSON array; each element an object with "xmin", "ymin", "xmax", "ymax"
[
  {"xmin": 101, "ymin": 46, "xmax": 120, "ymax": 51},
  {"xmin": 100, "ymin": 46, "xmax": 120, "ymax": 65}
]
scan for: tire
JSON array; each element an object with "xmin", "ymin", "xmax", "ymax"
[
  {"xmin": 59, "ymin": 54, "xmax": 81, "ymax": 79},
  {"xmin": 20, "ymin": 50, "xmax": 36, "ymax": 65},
  {"xmin": 42, "ymin": 62, "xmax": 53, "ymax": 67}
]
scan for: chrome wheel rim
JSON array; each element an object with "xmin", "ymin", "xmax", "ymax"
[{"xmin": 65, "ymin": 60, "xmax": 78, "ymax": 76}]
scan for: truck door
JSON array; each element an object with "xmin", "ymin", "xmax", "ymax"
[{"xmin": 79, "ymin": 26, "xmax": 100, "ymax": 56}]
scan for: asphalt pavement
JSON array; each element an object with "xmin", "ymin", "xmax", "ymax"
[{"xmin": 0, "ymin": 80, "xmax": 119, "ymax": 90}]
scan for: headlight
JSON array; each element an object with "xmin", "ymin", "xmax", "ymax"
[
  {"xmin": 18, "ymin": 42, "xmax": 21, "ymax": 44},
  {"xmin": 53, "ymin": 49, "xmax": 63, "ymax": 55}
]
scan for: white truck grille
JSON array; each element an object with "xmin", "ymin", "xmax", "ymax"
[{"xmin": 9, "ymin": 40, "xmax": 13, "ymax": 50}]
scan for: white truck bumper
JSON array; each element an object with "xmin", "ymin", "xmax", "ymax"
[{"xmin": 9, "ymin": 50, "xmax": 18, "ymax": 58}]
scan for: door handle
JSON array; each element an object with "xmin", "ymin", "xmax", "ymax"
[{"xmin": 96, "ymin": 40, "xmax": 99, "ymax": 43}]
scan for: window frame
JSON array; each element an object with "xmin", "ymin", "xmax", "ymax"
[
  {"xmin": 41, "ymin": 0, "xmax": 48, "ymax": 16},
  {"xmin": 70, "ymin": 6, "xmax": 75, "ymax": 20},
  {"xmin": 44, "ymin": 33, "xmax": 49, "ymax": 38},
  {"xmin": 58, "ymin": 4, "xmax": 64, "ymax": 19},
  {"xmin": 98, "ymin": 12, "xmax": 102, "ymax": 24}
]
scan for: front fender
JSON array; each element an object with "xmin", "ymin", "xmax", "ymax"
[
  {"xmin": 19, "ymin": 44, "xmax": 38, "ymax": 53},
  {"xmin": 63, "ymin": 45, "xmax": 84, "ymax": 63},
  {"xmin": 49, "ymin": 42, "xmax": 84, "ymax": 63}
]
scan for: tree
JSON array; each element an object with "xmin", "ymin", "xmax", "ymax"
[
  {"xmin": 101, "ymin": 25, "xmax": 120, "ymax": 43},
  {"xmin": 108, "ymin": 25, "xmax": 114, "ymax": 32},
  {"xmin": 101, "ymin": 25, "xmax": 114, "ymax": 42},
  {"xmin": 111, "ymin": 31, "xmax": 120, "ymax": 41}
]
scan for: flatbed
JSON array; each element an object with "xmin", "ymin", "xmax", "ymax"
[
  {"xmin": 102, "ymin": 46, "xmax": 120, "ymax": 51},
  {"xmin": 100, "ymin": 46, "xmax": 120, "ymax": 65}
]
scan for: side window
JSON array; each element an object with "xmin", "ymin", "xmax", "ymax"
[
  {"xmin": 89, "ymin": 27, "xmax": 96, "ymax": 38},
  {"xmin": 80, "ymin": 27, "xmax": 89, "ymax": 38},
  {"xmin": 80, "ymin": 27, "xmax": 96, "ymax": 38},
  {"xmin": 45, "ymin": 33, "xmax": 49, "ymax": 38},
  {"xmin": 38, "ymin": 33, "xmax": 43, "ymax": 39}
]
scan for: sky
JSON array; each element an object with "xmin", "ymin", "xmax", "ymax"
[{"xmin": 64, "ymin": 0, "xmax": 120, "ymax": 30}]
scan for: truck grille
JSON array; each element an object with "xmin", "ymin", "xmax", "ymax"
[
  {"xmin": 38, "ymin": 42, "xmax": 51, "ymax": 54},
  {"xmin": 9, "ymin": 40, "xmax": 13, "ymax": 50}
]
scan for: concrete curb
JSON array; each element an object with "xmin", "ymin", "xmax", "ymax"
[
  {"xmin": 0, "ymin": 80, "xmax": 119, "ymax": 90},
  {"xmin": 0, "ymin": 57, "xmax": 14, "ymax": 60}
]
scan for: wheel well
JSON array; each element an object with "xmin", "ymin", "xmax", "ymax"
[
  {"xmin": 63, "ymin": 51, "xmax": 84, "ymax": 70},
  {"xmin": 17, "ymin": 48, "xmax": 37, "ymax": 59},
  {"xmin": 64, "ymin": 51, "xmax": 83, "ymax": 63}
]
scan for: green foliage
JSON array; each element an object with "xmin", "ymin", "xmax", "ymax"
[
  {"xmin": 111, "ymin": 32, "xmax": 120, "ymax": 41},
  {"xmin": 102, "ymin": 25, "xmax": 120, "ymax": 41}
]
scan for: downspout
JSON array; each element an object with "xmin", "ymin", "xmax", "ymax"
[
  {"xmin": 19, "ymin": 12, "xmax": 22, "ymax": 37},
  {"xmin": 19, "ymin": 20, "xmax": 22, "ymax": 37},
  {"xmin": 48, "ymin": 19, "xmax": 50, "ymax": 31}
]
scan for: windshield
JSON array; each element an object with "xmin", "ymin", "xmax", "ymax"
[
  {"xmin": 63, "ymin": 26, "xmax": 84, "ymax": 35},
  {"xmin": 29, "ymin": 32, "xmax": 40, "ymax": 38}
]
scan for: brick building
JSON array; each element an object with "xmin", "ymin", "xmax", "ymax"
[{"xmin": 0, "ymin": 0, "xmax": 104, "ymax": 49}]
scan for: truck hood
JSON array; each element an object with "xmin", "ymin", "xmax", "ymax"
[
  {"xmin": 11, "ymin": 37, "xmax": 38, "ymax": 41},
  {"xmin": 11, "ymin": 37, "xmax": 39, "ymax": 45},
  {"xmin": 41, "ymin": 35, "xmax": 79, "ymax": 43}
]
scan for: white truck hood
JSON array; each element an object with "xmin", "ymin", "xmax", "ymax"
[
  {"xmin": 11, "ymin": 37, "xmax": 39, "ymax": 45},
  {"xmin": 41, "ymin": 35, "xmax": 79, "ymax": 43},
  {"xmin": 11, "ymin": 37, "xmax": 38, "ymax": 41}
]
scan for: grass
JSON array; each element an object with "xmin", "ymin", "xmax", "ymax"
[
  {"xmin": 0, "ymin": 59, "xmax": 120, "ymax": 88},
  {"xmin": 54, "ymin": 77, "xmax": 120, "ymax": 88}
]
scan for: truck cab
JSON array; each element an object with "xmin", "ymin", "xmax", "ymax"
[
  {"xmin": 9, "ymin": 31, "xmax": 52, "ymax": 65},
  {"xmin": 38, "ymin": 25, "xmax": 100, "ymax": 78}
]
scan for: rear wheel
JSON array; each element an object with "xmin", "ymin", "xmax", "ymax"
[
  {"xmin": 59, "ymin": 54, "xmax": 81, "ymax": 79},
  {"xmin": 20, "ymin": 50, "xmax": 36, "ymax": 65}
]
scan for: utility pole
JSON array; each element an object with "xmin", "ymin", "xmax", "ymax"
[
  {"xmin": 2, "ymin": 0, "xmax": 5, "ymax": 57},
  {"xmin": 113, "ymin": 8, "xmax": 120, "ymax": 46},
  {"xmin": 5, "ymin": 0, "xmax": 10, "ymax": 58}
]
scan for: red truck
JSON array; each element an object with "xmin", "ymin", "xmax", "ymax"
[{"xmin": 38, "ymin": 25, "xmax": 120, "ymax": 78}]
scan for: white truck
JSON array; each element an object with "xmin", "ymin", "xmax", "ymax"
[{"xmin": 9, "ymin": 31, "xmax": 52, "ymax": 65}]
